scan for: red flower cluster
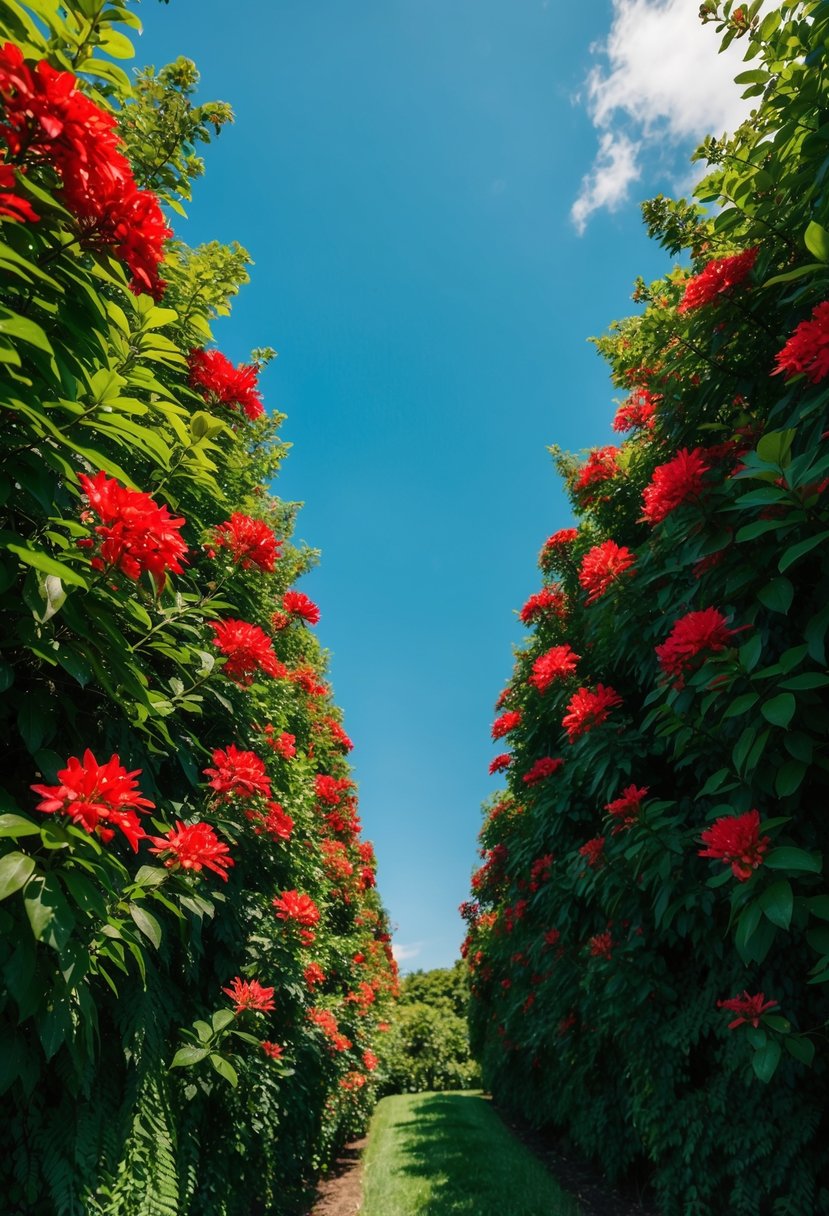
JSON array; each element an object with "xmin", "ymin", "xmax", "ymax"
[
  {"xmin": 32, "ymin": 749, "xmax": 153, "ymax": 850},
  {"xmin": 641, "ymin": 448, "xmax": 710, "ymax": 525},
  {"xmin": 315, "ymin": 774, "xmax": 353, "ymax": 805},
  {"xmin": 588, "ymin": 930, "xmax": 613, "ymax": 960},
  {"xmin": 188, "ymin": 348, "xmax": 264, "ymax": 420},
  {"xmin": 562, "ymin": 685, "xmax": 622, "ymax": 741},
  {"xmin": 717, "ymin": 990, "xmax": 778, "ymax": 1029},
  {"xmin": 0, "ymin": 157, "xmax": 37, "ymax": 222},
  {"xmin": 523, "ymin": 756, "xmax": 564, "ymax": 786},
  {"xmin": 321, "ymin": 839, "xmax": 354, "ymax": 882},
  {"xmin": 677, "ymin": 247, "xmax": 758, "ymax": 312},
  {"xmin": 273, "ymin": 889, "xmax": 320, "ymax": 927},
  {"xmin": 322, "ymin": 717, "xmax": 354, "ymax": 752},
  {"xmin": 520, "ymin": 585, "xmax": 567, "ymax": 625},
  {"xmin": 282, "ymin": 590, "xmax": 320, "ymax": 625},
  {"xmin": 489, "ymin": 753, "xmax": 512, "ymax": 774},
  {"xmin": 0, "ymin": 44, "xmax": 169, "ymax": 295},
  {"xmin": 210, "ymin": 619, "xmax": 286, "ymax": 685},
  {"xmin": 363, "ymin": 1049, "xmax": 378, "ymax": 1072},
  {"xmin": 774, "ymin": 300, "xmax": 829, "ymax": 383},
  {"xmin": 204, "ymin": 745, "xmax": 271, "ymax": 801},
  {"xmin": 304, "ymin": 962, "xmax": 326, "ymax": 989},
  {"xmin": 492, "ymin": 710, "xmax": 522, "ymax": 740},
  {"xmin": 574, "ymin": 446, "xmax": 619, "ymax": 494},
  {"xmin": 253, "ymin": 801, "xmax": 294, "ymax": 842},
  {"xmin": 263, "ymin": 726, "xmax": 296, "ymax": 759},
  {"xmin": 655, "ymin": 607, "xmax": 738, "ymax": 684},
  {"xmin": 261, "ymin": 1041, "xmax": 284, "ymax": 1060},
  {"xmin": 212, "ymin": 513, "xmax": 280, "ymax": 572},
  {"xmin": 77, "ymin": 471, "xmax": 187, "ymax": 589},
  {"xmin": 222, "ymin": 977, "xmax": 275, "ymax": 1014},
  {"xmin": 529, "ymin": 645, "xmax": 580, "ymax": 693},
  {"xmin": 612, "ymin": 387, "xmax": 658, "ymax": 432},
  {"xmin": 529, "ymin": 854, "xmax": 554, "ymax": 892},
  {"xmin": 340, "ymin": 1071, "xmax": 366, "ymax": 1092},
  {"xmin": 149, "ymin": 821, "xmax": 234, "ymax": 880},
  {"xmin": 308, "ymin": 1007, "xmax": 351, "ymax": 1052},
  {"xmin": 605, "ymin": 785, "xmax": 648, "ymax": 832},
  {"xmin": 698, "ymin": 809, "xmax": 770, "ymax": 881},
  {"xmin": 578, "ymin": 541, "xmax": 636, "ymax": 604},
  {"xmin": 289, "ymin": 665, "xmax": 328, "ymax": 697},
  {"xmin": 539, "ymin": 529, "xmax": 578, "ymax": 571},
  {"xmin": 579, "ymin": 837, "xmax": 605, "ymax": 868}
]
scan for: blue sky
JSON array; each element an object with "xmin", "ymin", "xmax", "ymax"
[{"xmin": 137, "ymin": 0, "xmax": 754, "ymax": 972}]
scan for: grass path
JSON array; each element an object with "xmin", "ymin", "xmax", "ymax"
[{"xmin": 359, "ymin": 1090, "xmax": 581, "ymax": 1216}]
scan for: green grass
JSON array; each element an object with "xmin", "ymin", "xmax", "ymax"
[{"xmin": 359, "ymin": 1090, "xmax": 581, "ymax": 1216}]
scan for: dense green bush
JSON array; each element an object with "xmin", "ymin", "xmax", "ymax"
[
  {"xmin": 0, "ymin": 3, "xmax": 396, "ymax": 1213},
  {"xmin": 376, "ymin": 963, "xmax": 480, "ymax": 1094},
  {"xmin": 465, "ymin": 4, "xmax": 829, "ymax": 1214}
]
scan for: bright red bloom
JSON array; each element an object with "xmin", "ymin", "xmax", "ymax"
[
  {"xmin": 212, "ymin": 513, "xmax": 280, "ymax": 572},
  {"xmin": 523, "ymin": 756, "xmax": 564, "ymax": 786},
  {"xmin": 574, "ymin": 446, "xmax": 619, "ymax": 494},
  {"xmin": 273, "ymin": 889, "xmax": 320, "ymax": 927},
  {"xmin": 529, "ymin": 645, "xmax": 580, "ymax": 693},
  {"xmin": 308, "ymin": 1007, "xmax": 352, "ymax": 1051},
  {"xmin": 579, "ymin": 836, "xmax": 605, "ymax": 867},
  {"xmin": 188, "ymin": 348, "xmax": 264, "ymax": 420},
  {"xmin": 588, "ymin": 931, "xmax": 613, "ymax": 960},
  {"xmin": 304, "ymin": 962, "xmax": 326, "ymax": 988},
  {"xmin": 340, "ymin": 1071, "xmax": 367, "ymax": 1091},
  {"xmin": 492, "ymin": 710, "xmax": 522, "ymax": 740},
  {"xmin": 148, "ymin": 821, "xmax": 234, "ymax": 880},
  {"xmin": 289, "ymin": 665, "xmax": 328, "ymax": 697},
  {"xmin": 539, "ymin": 529, "xmax": 579, "ymax": 572},
  {"xmin": 31, "ymin": 749, "xmax": 153, "ymax": 850},
  {"xmin": 641, "ymin": 448, "xmax": 710, "ymax": 525},
  {"xmin": 543, "ymin": 928, "xmax": 560, "ymax": 948},
  {"xmin": 322, "ymin": 717, "xmax": 354, "ymax": 752},
  {"xmin": 358, "ymin": 841, "xmax": 376, "ymax": 863},
  {"xmin": 612, "ymin": 387, "xmax": 658, "ymax": 433},
  {"xmin": 321, "ymin": 839, "xmax": 354, "ymax": 882},
  {"xmin": 222, "ymin": 977, "xmax": 275, "ymax": 1013},
  {"xmin": 204, "ymin": 745, "xmax": 271, "ymax": 801},
  {"xmin": 261, "ymin": 1040, "xmax": 284, "ymax": 1059},
  {"xmin": 774, "ymin": 301, "xmax": 829, "ymax": 383},
  {"xmin": 282, "ymin": 590, "xmax": 320, "ymax": 625},
  {"xmin": 210, "ymin": 618, "xmax": 286, "ymax": 685},
  {"xmin": 254, "ymin": 801, "xmax": 294, "ymax": 842},
  {"xmin": 699, "ymin": 809, "xmax": 770, "ymax": 881},
  {"xmin": 363, "ymin": 1049, "xmax": 378, "ymax": 1072},
  {"xmin": 656, "ymin": 608, "xmax": 738, "ymax": 683},
  {"xmin": 315, "ymin": 774, "xmax": 353, "ymax": 806},
  {"xmin": 677, "ymin": 247, "xmax": 758, "ymax": 312},
  {"xmin": 605, "ymin": 785, "xmax": 648, "ymax": 831},
  {"xmin": 0, "ymin": 157, "xmax": 37, "ymax": 222},
  {"xmin": 77, "ymin": 471, "xmax": 187, "ymax": 588},
  {"xmin": 578, "ymin": 541, "xmax": 636, "ymax": 604},
  {"xmin": 263, "ymin": 726, "xmax": 297, "ymax": 759},
  {"xmin": 489, "ymin": 753, "xmax": 512, "ymax": 774},
  {"xmin": 520, "ymin": 585, "xmax": 567, "ymax": 625},
  {"xmin": 717, "ymin": 990, "xmax": 778, "ymax": 1029},
  {"xmin": 562, "ymin": 685, "xmax": 622, "ymax": 741}
]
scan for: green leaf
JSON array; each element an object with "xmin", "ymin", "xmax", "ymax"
[
  {"xmin": 0, "ymin": 306, "xmax": 53, "ymax": 354},
  {"xmin": 739, "ymin": 634, "xmax": 763, "ymax": 673},
  {"xmin": 170, "ymin": 1045, "xmax": 209, "ymax": 1068},
  {"xmin": 808, "ymin": 895, "xmax": 829, "ymax": 920},
  {"xmin": 0, "ymin": 539, "xmax": 88, "ymax": 588},
  {"xmin": 759, "ymin": 879, "xmax": 793, "ymax": 930},
  {"xmin": 129, "ymin": 904, "xmax": 162, "ymax": 950},
  {"xmin": 779, "ymin": 530, "xmax": 829, "ymax": 573},
  {"xmin": 805, "ymin": 220, "xmax": 829, "ymax": 262},
  {"xmin": 0, "ymin": 852, "xmax": 36, "ymax": 900},
  {"xmin": 209, "ymin": 1053, "xmax": 238, "ymax": 1086},
  {"xmin": 212, "ymin": 1008, "xmax": 236, "ymax": 1034},
  {"xmin": 806, "ymin": 925, "xmax": 829, "ymax": 955},
  {"xmin": 23, "ymin": 873, "xmax": 75, "ymax": 950},
  {"xmin": 765, "ymin": 847, "xmax": 822, "ymax": 873},
  {"xmin": 756, "ymin": 428, "xmax": 796, "ymax": 467},
  {"xmin": 760, "ymin": 693, "xmax": 795, "ymax": 728},
  {"xmin": 0, "ymin": 814, "xmax": 41, "ymax": 839},
  {"xmin": 752, "ymin": 1039, "xmax": 781, "ymax": 1083},
  {"xmin": 132, "ymin": 865, "xmax": 168, "ymax": 888},
  {"xmin": 775, "ymin": 760, "xmax": 806, "ymax": 797},
  {"xmin": 785, "ymin": 1036, "xmax": 815, "ymax": 1066},
  {"xmin": 757, "ymin": 577, "xmax": 794, "ymax": 614}
]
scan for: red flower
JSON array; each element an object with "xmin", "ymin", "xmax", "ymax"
[
  {"xmin": 605, "ymin": 785, "xmax": 648, "ymax": 831},
  {"xmin": 308, "ymin": 1007, "xmax": 352, "ymax": 1051},
  {"xmin": 148, "ymin": 821, "xmax": 234, "ymax": 880},
  {"xmin": 523, "ymin": 756, "xmax": 564, "ymax": 786},
  {"xmin": 340, "ymin": 1071, "xmax": 366, "ymax": 1091},
  {"xmin": 204, "ymin": 745, "xmax": 271, "ymax": 801},
  {"xmin": 31, "ymin": 749, "xmax": 153, "ymax": 850},
  {"xmin": 529, "ymin": 645, "xmax": 579, "ymax": 693},
  {"xmin": 543, "ymin": 928, "xmax": 560, "ymax": 948},
  {"xmin": 539, "ymin": 529, "xmax": 579, "ymax": 571},
  {"xmin": 520, "ymin": 585, "xmax": 567, "ymax": 625},
  {"xmin": 363, "ymin": 1049, "xmax": 378, "ymax": 1072},
  {"xmin": 282, "ymin": 590, "xmax": 320, "ymax": 625},
  {"xmin": 562, "ymin": 685, "xmax": 622, "ymax": 741},
  {"xmin": 210, "ymin": 618, "xmax": 286, "ymax": 685},
  {"xmin": 254, "ymin": 801, "xmax": 294, "ymax": 842},
  {"xmin": 77, "ymin": 471, "xmax": 187, "ymax": 589},
  {"xmin": 578, "ymin": 836, "xmax": 605, "ymax": 867},
  {"xmin": 273, "ymin": 889, "xmax": 320, "ymax": 927},
  {"xmin": 263, "ymin": 726, "xmax": 296, "ymax": 759},
  {"xmin": 321, "ymin": 839, "xmax": 354, "ymax": 881},
  {"xmin": 655, "ymin": 607, "xmax": 738, "ymax": 684},
  {"xmin": 677, "ymin": 247, "xmax": 758, "ymax": 312},
  {"xmin": 717, "ymin": 990, "xmax": 778, "ymax": 1029},
  {"xmin": 289, "ymin": 665, "xmax": 328, "ymax": 697},
  {"xmin": 188, "ymin": 348, "xmax": 264, "ymax": 420},
  {"xmin": 641, "ymin": 448, "xmax": 710, "ymax": 525},
  {"xmin": 613, "ymin": 387, "xmax": 658, "ymax": 432},
  {"xmin": 0, "ymin": 157, "xmax": 37, "ymax": 222},
  {"xmin": 222, "ymin": 977, "xmax": 275, "ymax": 1013},
  {"xmin": 699, "ymin": 809, "xmax": 770, "ymax": 881},
  {"xmin": 577, "ymin": 541, "xmax": 636, "ymax": 604},
  {"xmin": 588, "ymin": 930, "xmax": 613, "ymax": 960},
  {"xmin": 489, "ymin": 753, "xmax": 512, "ymax": 774},
  {"xmin": 774, "ymin": 301, "xmax": 829, "ymax": 383},
  {"xmin": 574, "ymin": 446, "xmax": 619, "ymax": 493},
  {"xmin": 212, "ymin": 514, "xmax": 280, "ymax": 572},
  {"xmin": 492, "ymin": 710, "xmax": 522, "ymax": 740},
  {"xmin": 304, "ymin": 962, "xmax": 326, "ymax": 989},
  {"xmin": 261, "ymin": 1040, "xmax": 284, "ymax": 1059},
  {"xmin": 322, "ymin": 717, "xmax": 354, "ymax": 752},
  {"xmin": 315, "ymin": 774, "xmax": 353, "ymax": 805}
]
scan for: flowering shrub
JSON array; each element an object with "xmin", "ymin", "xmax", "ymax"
[
  {"xmin": 468, "ymin": 7, "xmax": 829, "ymax": 1215},
  {"xmin": 0, "ymin": 6, "xmax": 396, "ymax": 1214}
]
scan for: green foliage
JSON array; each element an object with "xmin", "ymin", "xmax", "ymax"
[
  {"xmin": 0, "ymin": 2, "xmax": 397, "ymax": 1213},
  {"xmin": 377, "ymin": 964, "xmax": 479, "ymax": 1094},
  {"xmin": 466, "ymin": 5, "xmax": 829, "ymax": 1215}
]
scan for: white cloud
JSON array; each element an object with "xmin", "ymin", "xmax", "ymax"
[
  {"xmin": 572, "ymin": 0, "xmax": 765, "ymax": 232},
  {"xmin": 392, "ymin": 941, "xmax": 422, "ymax": 963}
]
